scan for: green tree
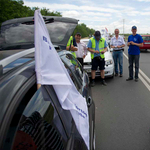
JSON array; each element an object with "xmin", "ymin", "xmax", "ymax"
[
  {"xmin": 73, "ymin": 23, "xmax": 95, "ymax": 38},
  {"xmin": 0, "ymin": 0, "xmax": 62, "ymax": 26},
  {"xmin": 40, "ymin": 8, "xmax": 61, "ymax": 16}
]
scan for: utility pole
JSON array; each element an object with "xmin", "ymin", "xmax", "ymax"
[{"xmin": 123, "ymin": 19, "xmax": 125, "ymax": 35}]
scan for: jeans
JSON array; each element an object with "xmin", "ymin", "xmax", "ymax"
[
  {"xmin": 128, "ymin": 54, "xmax": 140, "ymax": 79},
  {"xmin": 113, "ymin": 51, "xmax": 123, "ymax": 75}
]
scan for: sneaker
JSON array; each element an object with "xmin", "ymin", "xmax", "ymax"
[
  {"xmin": 102, "ymin": 80, "xmax": 107, "ymax": 86},
  {"xmin": 120, "ymin": 74, "xmax": 123, "ymax": 77},
  {"xmin": 135, "ymin": 78, "xmax": 138, "ymax": 82},
  {"xmin": 115, "ymin": 73, "xmax": 118, "ymax": 76},
  {"xmin": 126, "ymin": 77, "xmax": 133, "ymax": 81},
  {"xmin": 91, "ymin": 81, "xmax": 95, "ymax": 87}
]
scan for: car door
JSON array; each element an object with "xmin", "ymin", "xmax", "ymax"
[
  {"xmin": 2, "ymin": 76, "xmax": 87, "ymax": 150},
  {"xmin": 2, "ymin": 81, "xmax": 69, "ymax": 150}
]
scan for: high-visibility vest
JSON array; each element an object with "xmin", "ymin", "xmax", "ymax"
[
  {"xmin": 67, "ymin": 36, "xmax": 77, "ymax": 58},
  {"xmin": 90, "ymin": 37, "xmax": 105, "ymax": 59}
]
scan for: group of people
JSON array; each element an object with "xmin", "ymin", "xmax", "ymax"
[{"xmin": 66, "ymin": 25, "xmax": 143, "ymax": 87}]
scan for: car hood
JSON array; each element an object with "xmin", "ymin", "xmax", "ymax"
[
  {"xmin": 84, "ymin": 51, "xmax": 113, "ymax": 63},
  {"xmin": 0, "ymin": 16, "xmax": 78, "ymax": 50}
]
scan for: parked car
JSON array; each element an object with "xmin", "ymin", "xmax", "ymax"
[
  {"xmin": 140, "ymin": 35, "xmax": 150, "ymax": 51},
  {"xmin": 81, "ymin": 39, "xmax": 114, "ymax": 78},
  {"xmin": 0, "ymin": 16, "xmax": 95, "ymax": 150}
]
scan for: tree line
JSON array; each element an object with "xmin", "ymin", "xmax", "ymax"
[
  {"xmin": 0, "ymin": 0, "xmax": 95, "ymax": 38},
  {"xmin": 73, "ymin": 23, "xmax": 95, "ymax": 38}
]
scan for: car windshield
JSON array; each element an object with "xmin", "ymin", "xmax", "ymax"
[
  {"xmin": 142, "ymin": 36, "xmax": 150, "ymax": 41},
  {"xmin": 0, "ymin": 20, "xmax": 77, "ymax": 50},
  {"xmin": 82, "ymin": 41, "xmax": 89, "ymax": 45}
]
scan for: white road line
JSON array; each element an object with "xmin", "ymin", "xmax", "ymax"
[
  {"xmin": 123, "ymin": 52, "xmax": 150, "ymax": 91},
  {"xmin": 139, "ymin": 68, "xmax": 150, "ymax": 84},
  {"xmin": 138, "ymin": 74, "xmax": 150, "ymax": 91}
]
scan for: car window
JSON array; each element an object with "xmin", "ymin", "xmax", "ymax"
[
  {"xmin": 64, "ymin": 63, "xmax": 79, "ymax": 90},
  {"xmin": 3, "ymin": 82, "xmax": 37, "ymax": 150},
  {"xmin": 0, "ymin": 20, "xmax": 77, "ymax": 49},
  {"xmin": 82, "ymin": 73, "xmax": 90, "ymax": 100},
  {"xmin": 60, "ymin": 53, "xmax": 83, "ymax": 90},
  {"xmin": 142, "ymin": 36, "xmax": 150, "ymax": 41},
  {"xmin": 82, "ymin": 41, "xmax": 89, "ymax": 45},
  {"xmin": 12, "ymin": 86, "xmax": 66, "ymax": 150},
  {"xmin": 4, "ymin": 86, "xmax": 66, "ymax": 150},
  {"xmin": 64, "ymin": 54, "xmax": 83, "ymax": 79}
]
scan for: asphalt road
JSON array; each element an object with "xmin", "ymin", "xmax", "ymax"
[{"xmin": 93, "ymin": 45, "xmax": 150, "ymax": 150}]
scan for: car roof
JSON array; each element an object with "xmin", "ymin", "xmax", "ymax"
[
  {"xmin": 141, "ymin": 35, "xmax": 150, "ymax": 37},
  {"xmin": 0, "ymin": 49, "xmax": 72, "ymax": 77},
  {"xmin": 2, "ymin": 16, "xmax": 78, "ymax": 26}
]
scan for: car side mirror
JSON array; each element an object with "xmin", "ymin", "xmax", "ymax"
[{"xmin": 87, "ymin": 96, "xmax": 93, "ymax": 107}]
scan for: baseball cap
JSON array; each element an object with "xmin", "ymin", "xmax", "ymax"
[
  {"xmin": 132, "ymin": 26, "xmax": 137, "ymax": 30},
  {"xmin": 76, "ymin": 32, "xmax": 81, "ymax": 36},
  {"xmin": 95, "ymin": 31, "xmax": 101, "ymax": 38}
]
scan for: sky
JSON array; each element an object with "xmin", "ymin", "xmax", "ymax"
[{"xmin": 23, "ymin": 0, "xmax": 150, "ymax": 34}]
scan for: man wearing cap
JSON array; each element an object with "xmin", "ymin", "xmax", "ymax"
[
  {"xmin": 110, "ymin": 29, "xmax": 125, "ymax": 77},
  {"xmin": 66, "ymin": 33, "xmax": 87, "ymax": 67},
  {"xmin": 74, "ymin": 33, "xmax": 87, "ymax": 66},
  {"xmin": 87, "ymin": 31, "xmax": 108, "ymax": 86},
  {"xmin": 126, "ymin": 26, "xmax": 143, "ymax": 82}
]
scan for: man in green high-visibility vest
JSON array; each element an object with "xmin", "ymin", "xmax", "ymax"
[
  {"xmin": 66, "ymin": 36, "xmax": 78, "ymax": 58},
  {"xmin": 87, "ymin": 31, "xmax": 108, "ymax": 86}
]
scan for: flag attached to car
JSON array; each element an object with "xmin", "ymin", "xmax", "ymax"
[{"xmin": 34, "ymin": 10, "xmax": 89, "ymax": 149}]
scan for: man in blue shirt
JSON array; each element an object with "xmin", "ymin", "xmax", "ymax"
[
  {"xmin": 126, "ymin": 26, "xmax": 143, "ymax": 82},
  {"xmin": 87, "ymin": 31, "xmax": 107, "ymax": 86}
]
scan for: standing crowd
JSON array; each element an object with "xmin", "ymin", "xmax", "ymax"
[{"xmin": 66, "ymin": 25, "xmax": 143, "ymax": 86}]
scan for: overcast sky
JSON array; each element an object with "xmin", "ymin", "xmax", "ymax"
[{"xmin": 23, "ymin": 0, "xmax": 150, "ymax": 34}]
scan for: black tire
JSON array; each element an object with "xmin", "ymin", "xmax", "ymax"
[{"xmin": 110, "ymin": 72, "xmax": 114, "ymax": 78}]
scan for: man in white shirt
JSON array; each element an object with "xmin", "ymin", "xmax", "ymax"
[
  {"xmin": 110, "ymin": 29, "xmax": 125, "ymax": 77},
  {"xmin": 74, "ymin": 33, "xmax": 87, "ymax": 66}
]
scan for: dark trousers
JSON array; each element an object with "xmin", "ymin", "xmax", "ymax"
[
  {"xmin": 77, "ymin": 58, "xmax": 83, "ymax": 67},
  {"xmin": 128, "ymin": 54, "xmax": 140, "ymax": 79}
]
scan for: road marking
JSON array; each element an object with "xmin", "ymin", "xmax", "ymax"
[
  {"xmin": 139, "ymin": 68, "xmax": 150, "ymax": 84},
  {"xmin": 123, "ymin": 52, "xmax": 150, "ymax": 91}
]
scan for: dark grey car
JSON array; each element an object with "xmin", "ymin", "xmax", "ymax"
[{"xmin": 0, "ymin": 16, "xmax": 95, "ymax": 150}]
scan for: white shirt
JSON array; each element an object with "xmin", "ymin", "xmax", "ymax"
[
  {"xmin": 75, "ymin": 41, "xmax": 87, "ymax": 58},
  {"xmin": 110, "ymin": 35, "xmax": 125, "ymax": 50}
]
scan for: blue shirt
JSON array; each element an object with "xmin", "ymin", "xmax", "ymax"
[
  {"xmin": 128, "ymin": 34, "xmax": 143, "ymax": 55},
  {"xmin": 87, "ymin": 37, "xmax": 107, "ymax": 58}
]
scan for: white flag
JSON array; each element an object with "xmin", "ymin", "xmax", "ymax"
[
  {"xmin": 34, "ymin": 10, "xmax": 89, "ymax": 149},
  {"xmin": 105, "ymin": 27, "xmax": 109, "ymax": 41}
]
